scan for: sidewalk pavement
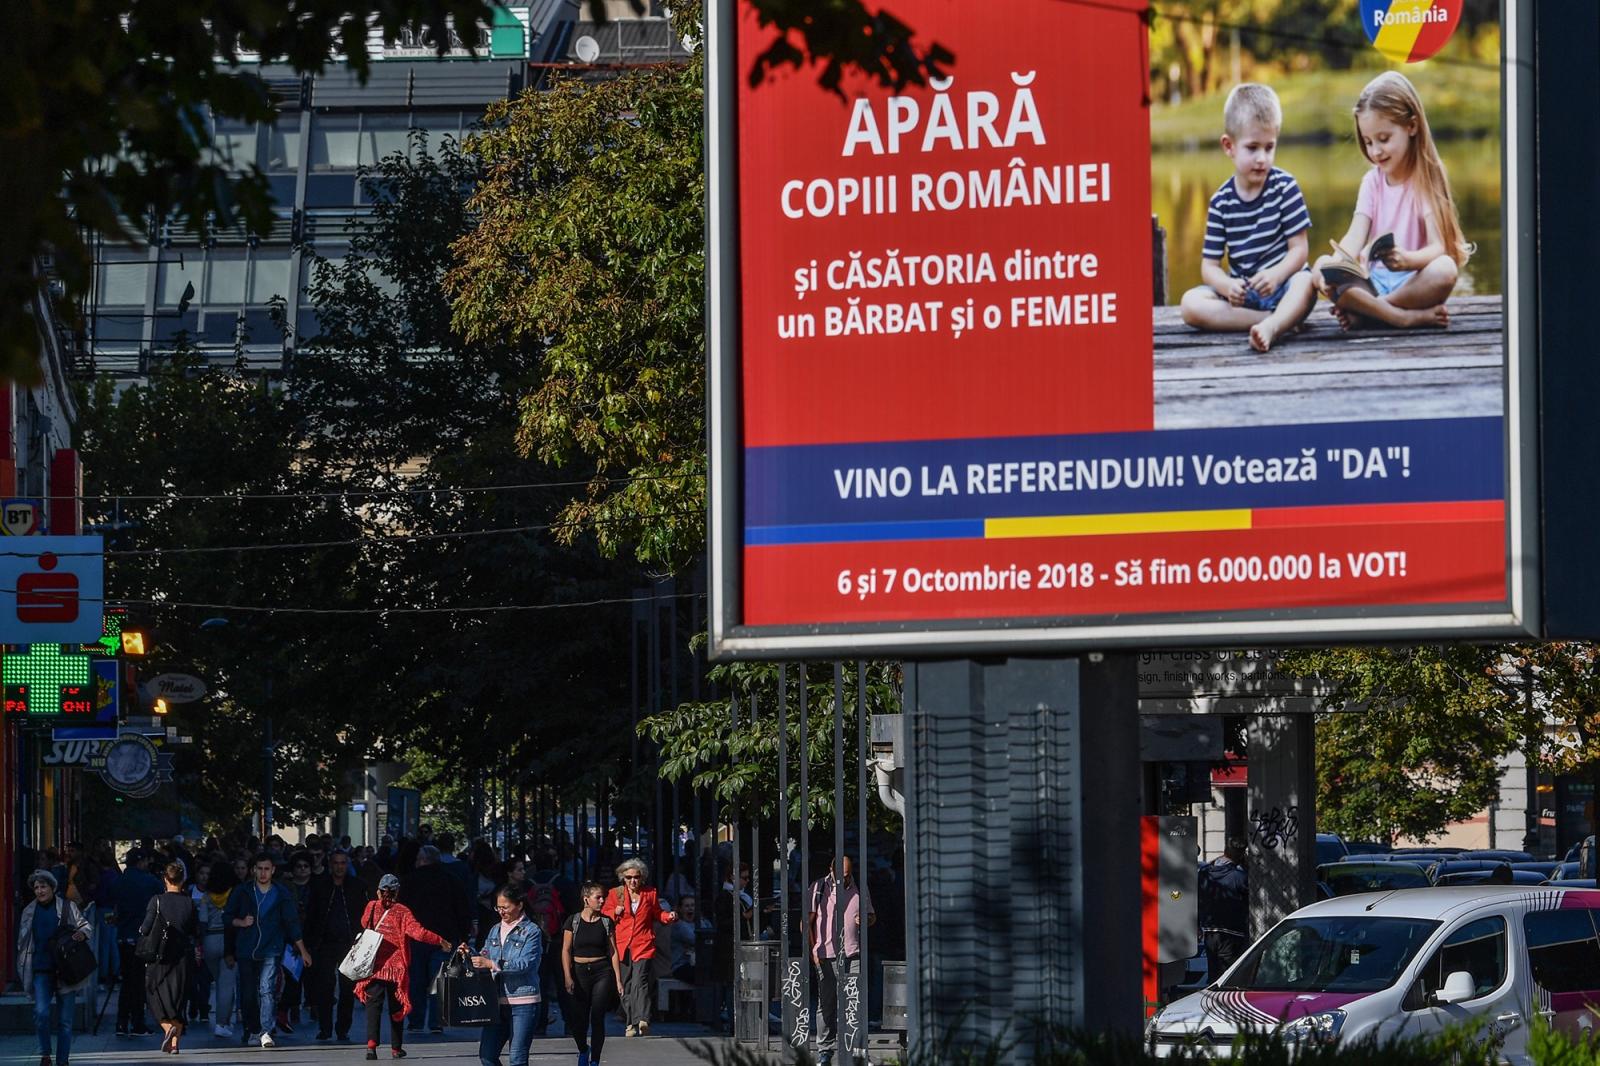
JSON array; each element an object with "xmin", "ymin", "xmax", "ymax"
[{"xmin": 0, "ymin": 988, "xmax": 732, "ymax": 1066}]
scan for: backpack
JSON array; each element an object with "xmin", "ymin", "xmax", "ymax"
[{"xmin": 527, "ymin": 875, "xmax": 564, "ymax": 941}]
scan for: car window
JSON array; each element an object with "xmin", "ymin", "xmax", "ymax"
[
  {"xmin": 1222, "ymin": 916, "xmax": 1439, "ymax": 994},
  {"xmin": 1524, "ymin": 909, "xmax": 1600, "ymax": 994},
  {"xmin": 1414, "ymin": 916, "xmax": 1507, "ymax": 1003}
]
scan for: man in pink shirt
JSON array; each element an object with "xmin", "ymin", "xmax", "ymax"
[{"xmin": 808, "ymin": 856, "xmax": 874, "ymax": 1066}]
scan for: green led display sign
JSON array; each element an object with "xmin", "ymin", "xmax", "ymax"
[
  {"xmin": 82, "ymin": 606, "xmax": 127, "ymax": 657},
  {"xmin": 3, "ymin": 643, "xmax": 97, "ymax": 719}
]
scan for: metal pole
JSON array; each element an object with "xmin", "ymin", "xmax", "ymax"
[
  {"xmin": 778, "ymin": 665, "xmax": 793, "ymax": 1061},
  {"xmin": 857, "ymin": 665, "xmax": 870, "ymax": 1058},
  {"xmin": 730, "ymin": 693, "xmax": 742, "ymax": 1039},
  {"xmin": 751, "ymin": 690, "xmax": 764, "ymax": 1049},
  {"xmin": 833, "ymin": 664, "xmax": 847, "ymax": 1062},
  {"xmin": 798, "ymin": 664, "xmax": 810, "ymax": 1059}
]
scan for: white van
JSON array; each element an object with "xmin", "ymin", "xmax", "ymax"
[{"xmin": 1147, "ymin": 885, "xmax": 1600, "ymax": 1059}]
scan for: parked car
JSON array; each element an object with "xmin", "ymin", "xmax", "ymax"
[
  {"xmin": 1316, "ymin": 833, "xmax": 1350, "ymax": 866},
  {"xmin": 1317, "ymin": 860, "xmax": 1432, "ymax": 897},
  {"xmin": 1458, "ymin": 850, "xmax": 1536, "ymax": 863},
  {"xmin": 1432, "ymin": 869, "xmax": 1548, "ymax": 887},
  {"xmin": 1345, "ymin": 841, "xmax": 1393, "ymax": 856},
  {"xmin": 1145, "ymin": 885, "xmax": 1600, "ymax": 1058},
  {"xmin": 1511, "ymin": 861, "xmax": 1560, "ymax": 878}
]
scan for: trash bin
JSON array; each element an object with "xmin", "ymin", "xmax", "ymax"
[
  {"xmin": 881, "ymin": 961, "xmax": 908, "ymax": 1032},
  {"xmin": 735, "ymin": 942, "xmax": 778, "ymax": 1045}
]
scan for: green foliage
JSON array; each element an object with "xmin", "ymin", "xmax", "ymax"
[
  {"xmin": 639, "ymin": 660, "xmax": 900, "ymax": 831},
  {"xmin": 448, "ymin": 34, "xmax": 706, "ymax": 569},
  {"xmin": 1283, "ymin": 643, "xmax": 1600, "ymax": 844}
]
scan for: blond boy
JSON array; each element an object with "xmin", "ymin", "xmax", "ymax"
[{"xmin": 1178, "ymin": 84, "xmax": 1316, "ymax": 352}]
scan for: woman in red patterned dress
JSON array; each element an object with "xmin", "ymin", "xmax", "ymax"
[{"xmin": 354, "ymin": 874, "xmax": 455, "ymax": 1060}]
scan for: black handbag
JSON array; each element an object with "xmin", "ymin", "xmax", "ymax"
[
  {"xmin": 48, "ymin": 925, "xmax": 97, "ymax": 986},
  {"xmin": 436, "ymin": 953, "xmax": 498, "ymax": 1027}
]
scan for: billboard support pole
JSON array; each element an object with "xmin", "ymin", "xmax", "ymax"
[
  {"xmin": 904, "ymin": 655, "xmax": 1141, "ymax": 1056},
  {"xmin": 1245, "ymin": 715, "xmax": 1317, "ymax": 939}
]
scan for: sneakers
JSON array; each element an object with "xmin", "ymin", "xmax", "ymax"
[
  {"xmin": 391, "ymin": 1049, "xmax": 408, "ymax": 1059},
  {"xmin": 212, "ymin": 1024, "xmax": 233, "ymax": 1039},
  {"xmin": 578, "ymin": 1051, "xmax": 590, "ymax": 1066},
  {"xmin": 315, "ymin": 1030, "xmax": 332, "ymax": 1041},
  {"xmin": 637, "ymin": 1019, "xmax": 650, "ymax": 1036},
  {"xmin": 260, "ymin": 1031, "xmax": 276, "ymax": 1048},
  {"xmin": 624, "ymin": 1024, "xmax": 637, "ymax": 1037},
  {"xmin": 365, "ymin": 1046, "xmax": 378, "ymax": 1061}
]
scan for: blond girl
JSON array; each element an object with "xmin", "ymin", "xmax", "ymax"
[{"xmin": 1311, "ymin": 71, "xmax": 1471, "ymax": 329}]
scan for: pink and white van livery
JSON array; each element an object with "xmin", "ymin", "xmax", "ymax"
[{"xmin": 1146, "ymin": 886, "xmax": 1600, "ymax": 1059}]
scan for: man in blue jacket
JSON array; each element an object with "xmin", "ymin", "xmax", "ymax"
[
  {"xmin": 1198, "ymin": 837, "xmax": 1250, "ymax": 984},
  {"xmin": 113, "ymin": 849, "xmax": 161, "ymax": 1036},
  {"xmin": 224, "ymin": 853, "xmax": 314, "ymax": 1048}
]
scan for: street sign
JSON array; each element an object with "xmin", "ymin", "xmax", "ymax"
[
  {"xmin": 144, "ymin": 673, "xmax": 207, "ymax": 704},
  {"xmin": 1, "ymin": 498, "xmax": 45, "ymax": 536},
  {"xmin": 0, "ymin": 537, "xmax": 104, "ymax": 643}
]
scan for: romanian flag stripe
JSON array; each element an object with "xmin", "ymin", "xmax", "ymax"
[{"xmin": 745, "ymin": 499, "xmax": 1505, "ymax": 546}]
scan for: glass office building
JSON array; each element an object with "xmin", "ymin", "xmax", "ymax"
[{"xmin": 83, "ymin": 1, "xmax": 688, "ymax": 377}]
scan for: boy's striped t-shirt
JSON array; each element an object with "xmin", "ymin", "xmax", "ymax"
[{"xmin": 1202, "ymin": 168, "xmax": 1311, "ymax": 279}]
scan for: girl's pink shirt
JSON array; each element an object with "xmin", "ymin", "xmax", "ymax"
[{"xmin": 1355, "ymin": 167, "xmax": 1429, "ymax": 253}]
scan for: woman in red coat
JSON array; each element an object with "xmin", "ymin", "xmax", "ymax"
[
  {"xmin": 607, "ymin": 858, "xmax": 677, "ymax": 1036},
  {"xmin": 355, "ymin": 875, "xmax": 454, "ymax": 1060}
]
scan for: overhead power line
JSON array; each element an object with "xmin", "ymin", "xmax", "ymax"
[
  {"xmin": 78, "ymin": 471, "xmax": 705, "ymax": 504},
  {"xmin": 0, "ymin": 589, "xmax": 703, "ymax": 617},
  {"xmin": 0, "ymin": 507, "xmax": 705, "ymax": 559}
]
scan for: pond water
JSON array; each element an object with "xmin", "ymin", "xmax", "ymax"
[{"xmin": 1151, "ymin": 137, "xmax": 1503, "ymax": 304}]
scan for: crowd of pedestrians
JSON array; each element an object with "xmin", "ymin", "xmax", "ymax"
[{"xmin": 16, "ymin": 827, "xmax": 905, "ymax": 1066}]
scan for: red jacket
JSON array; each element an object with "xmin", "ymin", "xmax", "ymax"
[
  {"xmin": 354, "ymin": 900, "xmax": 451, "ymax": 1019},
  {"xmin": 607, "ymin": 885, "xmax": 676, "ymax": 961}
]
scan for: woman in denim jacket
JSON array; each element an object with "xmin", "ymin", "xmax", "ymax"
[{"xmin": 472, "ymin": 884, "xmax": 543, "ymax": 1066}]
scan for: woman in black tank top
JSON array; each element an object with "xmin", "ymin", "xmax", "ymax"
[{"xmin": 562, "ymin": 882, "xmax": 623, "ymax": 1066}]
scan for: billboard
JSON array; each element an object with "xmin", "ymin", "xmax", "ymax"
[{"xmin": 709, "ymin": 0, "xmax": 1537, "ymax": 657}]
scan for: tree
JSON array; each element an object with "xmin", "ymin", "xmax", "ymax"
[
  {"xmin": 639, "ymin": 660, "xmax": 902, "ymax": 835},
  {"xmin": 1284, "ymin": 643, "xmax": 1600, "ymax": 844},
  {"xmin": 75, "ymin": 344, "xmax": 383, "ymax": 826}
]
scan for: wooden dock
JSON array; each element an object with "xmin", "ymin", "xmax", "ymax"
[{"xmin": 1152, "ymin": 294, "xmax": 1504, "ymax": 430}]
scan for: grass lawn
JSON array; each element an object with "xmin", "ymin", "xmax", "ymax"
[{"xmin": 1151, "ymin": 63, "xmax": 1502, "ymax": 150}]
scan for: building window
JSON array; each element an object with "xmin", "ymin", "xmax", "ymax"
[
  {"xmin": 310, "ymin": 115, "xmax": 362, "ymax": 171},
  {"xmin": 264, "ymin": 119, "xmax": 302, "ymax": 173},
  {"xmin": 361, "ymin": 114, "xmax": 413, "ymax": 166}
]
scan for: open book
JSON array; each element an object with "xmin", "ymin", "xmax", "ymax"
[{"xmin": 1320, "ymin": 233, "xmax": 1396, "ymax": 293}]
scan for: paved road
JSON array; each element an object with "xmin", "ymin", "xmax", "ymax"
[{"xmin": 1, "ymin": 1003, "xmax": 727, "ymax": 1066}]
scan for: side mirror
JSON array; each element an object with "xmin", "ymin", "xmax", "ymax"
[{"xmin": 1429, "ymin": 970, "xmax": 1476, "ymax": 1006}]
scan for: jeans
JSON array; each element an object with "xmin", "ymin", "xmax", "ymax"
[
  {"xmin": 97, "ymin": 918, "xmax": 120, "ymax": 983},
  {"xmin": 203, "ymin": 933, "xmax": 236, "ymax": 1027},
  {"xmin": 478, "ymin": 1002, "xmax": 539, "ymax": 1066},
  {"xmin": 815, "ymin": 954, "xmax": 861, "ymax": 1054},
  {"xmin": 406, "ymin": 943, "xmax": 443, "ymax": 1030},
  {"xmin": 237, "ymin": 955, "xmax": 282, "ymax": 1035},
  {"xmin": 33, "ymin": 971, "xmax": 75, "ymax": 1060}
]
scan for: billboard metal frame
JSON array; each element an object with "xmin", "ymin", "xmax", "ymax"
[{"xmin": 707, "ymin": 0, "xmax": 1540, "ymax": 660}]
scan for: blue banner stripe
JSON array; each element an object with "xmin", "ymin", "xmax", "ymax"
[
  {"xmin": 745, "ymin": 518, "xmax": 985, "ymax": 546},
  {"xmin": 744, "ymin": 417, "xmax": 1503, "ymax": 526}
]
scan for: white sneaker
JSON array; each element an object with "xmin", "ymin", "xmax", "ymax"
[
  {"xmin": 624, "ymin": 1024, "xmax": 637, "ymax": 1037},
  {"xmin": 213, "ymin": 1024, "xmax": 233, "ymax": 1039},
  {"xmin": 637, "ymin": 1020, "xmax": 650, "ymax": 1036},
  {"xmin": 261, "ymin": 1031, "xmax": 276, "ymax": 1048}
]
